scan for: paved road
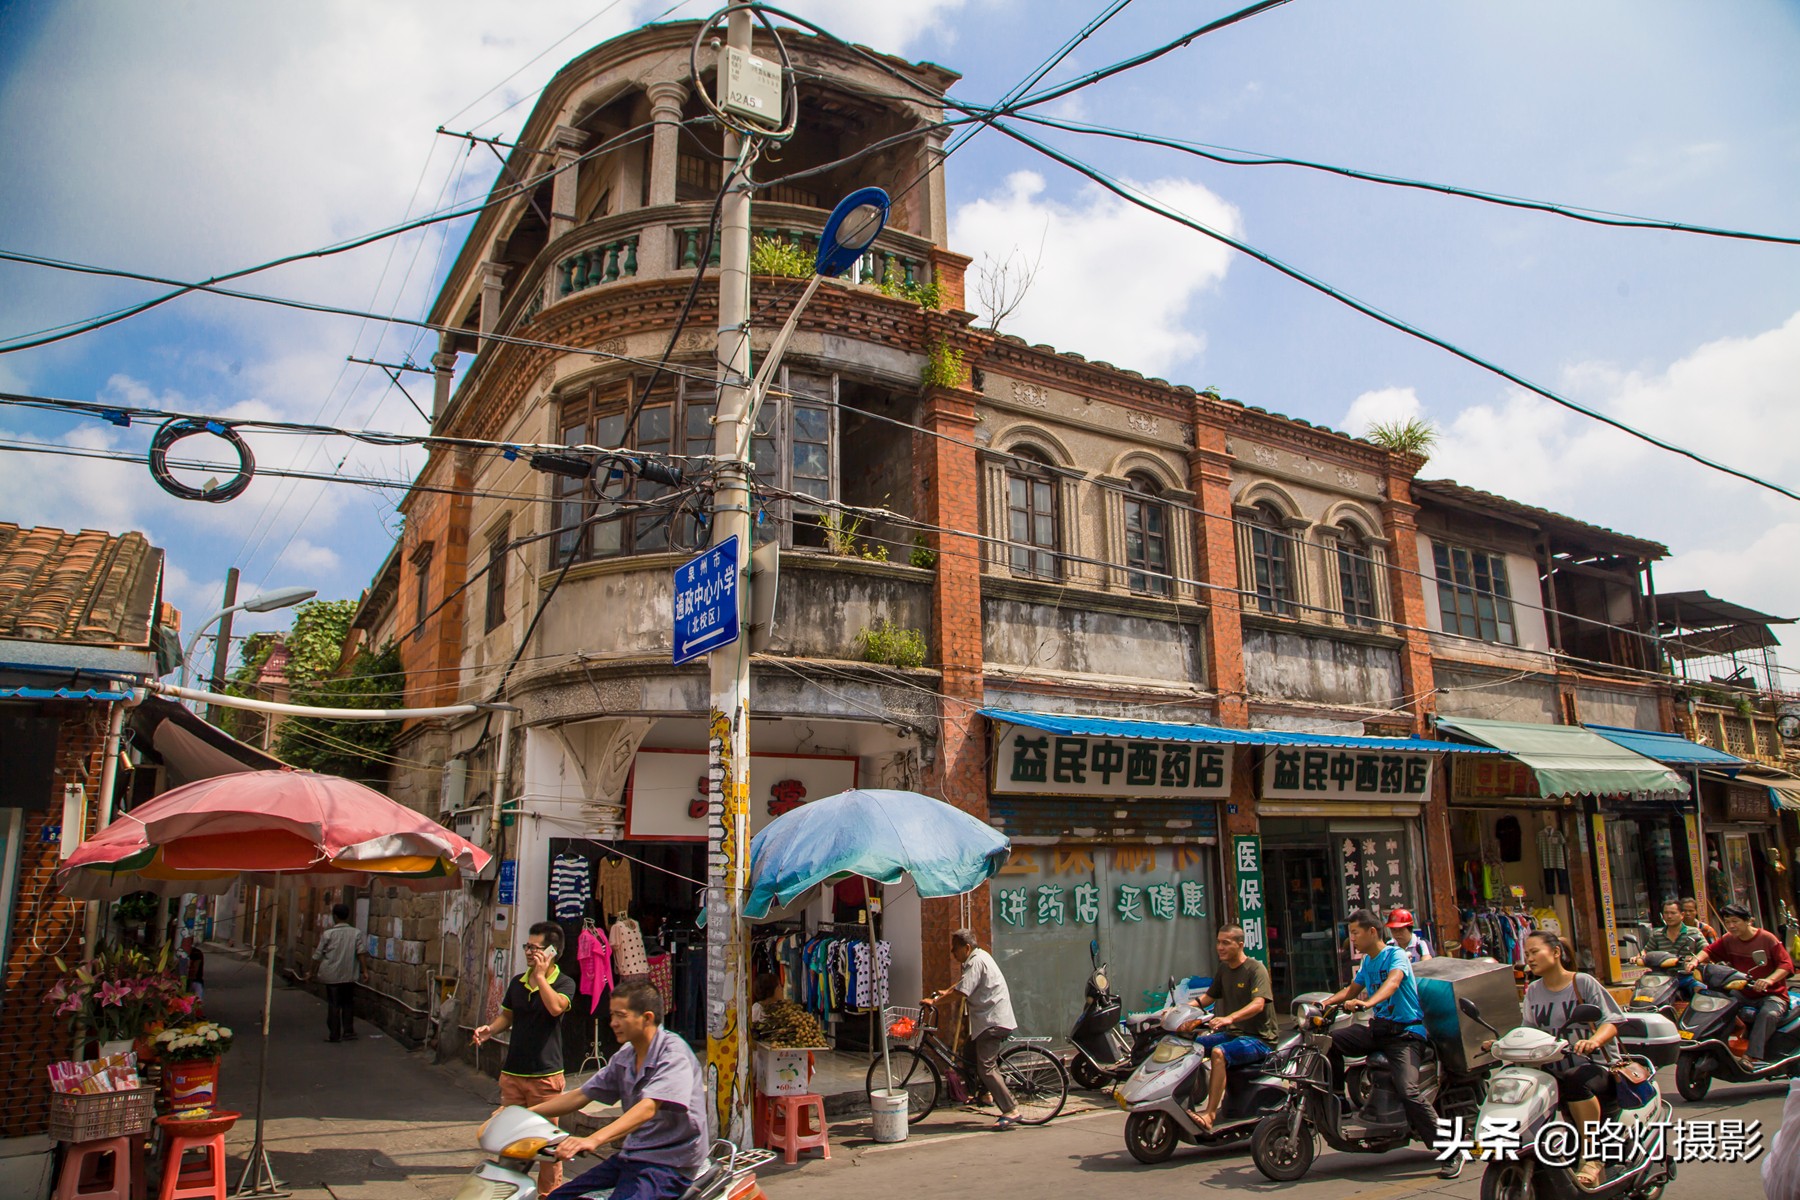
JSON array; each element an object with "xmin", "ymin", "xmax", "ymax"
[
  {"xmin": 764, "ymin": 1075, "xmax": 1791, "ymax": 1200},
  {"xmin": 200, "ymin": 952, "xmax": 1790, "ymax": 1198}
]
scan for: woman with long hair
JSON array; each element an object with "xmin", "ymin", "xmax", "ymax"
[{"xmin": 1486, "ymin": 930, "xmax": 1623, "ymax": 1189}]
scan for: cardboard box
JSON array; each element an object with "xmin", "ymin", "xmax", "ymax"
[{"xmin": 753, "ymin": 1048, "xmax": 812, "ymax": 1096}]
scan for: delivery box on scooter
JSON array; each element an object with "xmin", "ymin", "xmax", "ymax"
[{"xmin": 1416, "ymin": 957, "xmax": 1522, "ymax": 1074}]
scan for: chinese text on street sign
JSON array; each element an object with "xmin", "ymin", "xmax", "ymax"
[
  {"xmin": 1232, "ymin": 834, "xmax": 1269, "ymax": 966},
  {"xmin": 1260, "ymin": 747, "xmax": 1433, "ymax": 801},
  {"xmin": 673, "ymin": 535, "xmax": 740, "ymax": 665}
]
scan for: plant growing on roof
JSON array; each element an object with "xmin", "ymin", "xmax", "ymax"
[
  {"xmin": 749, "ymin": 236, "xmax": 811, "ymax": 279},
  {"xmin": 921, "ymin": 339, "xmax": 967, "ymax": 389},
  {"xmin": 1364, "ymin": 417, "xmax": 1440, "ymax": 460},
  {"xmin": 816, "ymin": 508, "xmax": 864, "ymax": 556},
  {"xmin": 877, "ymin": 262, "xmax": 941, "ymax": 309},
  {"xmin": 909, "ymin": 535, "xmax": 937, "ymax": 569}
]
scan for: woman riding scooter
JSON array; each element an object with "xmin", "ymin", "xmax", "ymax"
[{"xmin": 1481, "ymin": 930, "xmax": 1623, "ymax": 1191}]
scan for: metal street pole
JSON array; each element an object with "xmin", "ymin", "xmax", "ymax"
[
  {"xmin": 706, "ymin": 0, "xmax": 756, "ymax": 1148},
  {"xmin": 206, "ymin": 567, "xmax": 240, "ymax": 726}
]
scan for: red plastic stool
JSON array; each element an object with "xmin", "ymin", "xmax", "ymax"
[
  {"xmin": 765, "ymin": 1093, "xmax": 830, "ymax": 1165},
  {"xmin": 752, "ymin": 1096, "xmax": 773, "ymax": 1149},
  {"xmin": 55, "ymin": 1136, "xmax": 134, "ymax": 1200},
  {"xmin": 155, "ymin": 1113, "xmax": 238, "ymax": 1200}
]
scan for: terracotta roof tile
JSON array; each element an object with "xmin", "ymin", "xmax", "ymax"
[{"xmin": 0, "ymin": 523, "xmax": 163, "ymax": 647}]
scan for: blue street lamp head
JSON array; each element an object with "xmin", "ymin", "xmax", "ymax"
[{"xmin": 814, "ymin": 187, "xmax": 890, "ymax": 278}]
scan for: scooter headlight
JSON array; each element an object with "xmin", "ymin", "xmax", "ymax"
[
  {"xmin": 1688, "ymin": 993, "xmax": 1734, "ymax": 1014},
  {"xmin": 1093, "ymin": 972, "xmax": 1108, "ymax": 992},
  {"xmin": 1150, "ymin": 1040, "xmax": 1193, "ymax": 1064},
  {"xmin": 498, "ymin": 1136, "xmax": 552, "ymax": 1160},
  {"xmin": 1485, "ymin": 1076, "xmax": 1533, "ymax": 1106}
]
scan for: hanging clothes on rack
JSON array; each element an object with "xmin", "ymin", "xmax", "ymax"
[
  {"xmin": 646, "ymin": 953, "xmax": 675, "ymax": 1014},
  {"xmin": 597, "ymin": 856, "xmax": 634, "ymax": 923},
  {"xmin": 550, "ymin": 853, "xmax": 593, "ymax": 921},
  {"xmin": 610, "ymin": 916, "xmax": 649, "ymax": 978},
  {"xmin": 576, "ymin": 921, "xmax": 614, "ymax": 1013}
]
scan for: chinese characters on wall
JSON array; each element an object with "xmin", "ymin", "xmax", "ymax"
[
  {"xmin": 1261, "ymin": 748, "xmax": 1433, "ymax": 800},
  {"xmin": 995, "ymin": 878, "xmax": 1209, "ymax": 927},
  {"xmin": 1340, "ymin": 833, "xmax": 1407, "ymax": 914},
  {"xmin": 993, "ymin": 726, "xmax": 1233, "ymax": 799},
  {"xmin": 1232, "ymin": 835, "xmax": 1269, "ymax": 965}
]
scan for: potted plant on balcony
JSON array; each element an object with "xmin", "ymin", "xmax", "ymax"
[{"xmin": 154, "ymin": 1020, "xmax": 235, "ymax": 1115}]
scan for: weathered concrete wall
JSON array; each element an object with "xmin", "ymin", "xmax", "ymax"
[
  {"xmin": 1433, "ymin": 663, "xmax": 1559, "ymax": 722},
  {"xmin": 1577, "ymin": 686, "xmax": 1660, "ymax": 730},
  {"xmin": 981, "ymin": 588, "xmax": 1205, "ymax": 685},
  {"xmin": 1242, "ymin": 624, "xmax": 1402, "ymax": 708},
  {"xmin": 765, "ymin": 556, "xmax": 933, "ymax": 661}
]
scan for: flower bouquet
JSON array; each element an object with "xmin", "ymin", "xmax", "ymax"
[
  {"xmin": 153, "ymin": 1021, "xmax": 234, "ymax": 1062},
  {"xmin": 46, "ymin": 944, "xmax": 189, "ymax": 1052},
  {"xmin": 154, "ymin": 1020, "xmax": 234, "ymax": 1115}
]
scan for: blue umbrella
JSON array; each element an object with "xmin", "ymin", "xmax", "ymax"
[{"xmin": 744, "ymin": 788, "xmax": 1009, "ymax": 920}]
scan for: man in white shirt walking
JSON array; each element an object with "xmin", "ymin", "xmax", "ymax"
[
  {"xmin": 925, "ymin": 928, "xmax": 1021, "ymax": 1129},
  {"xmin": 310, "ymin": 904, "xmax": 366, "ymax": 1042}
]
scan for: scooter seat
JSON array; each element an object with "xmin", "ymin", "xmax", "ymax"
[{"xmin": 1779, "ymin": 1008, "xmax": 1800, "ymax": 1035}]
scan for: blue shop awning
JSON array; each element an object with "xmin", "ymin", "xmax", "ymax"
[
  {"xmin": 1584, "ymin": 724, "xmax": 1747, "ymax": 773},
  {"xmin": 977, "ymin": 708, "xmax": 1496, "ymax": 754},
  {"xmin": 0, "ymin": 686, "xmax": 133, "ymax": 701}
]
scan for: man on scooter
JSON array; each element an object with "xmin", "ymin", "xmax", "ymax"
[
  {"xmin": 1636, "ymin": 898, "xmax": 1704, "ymax": 968},
  {"xmin": 1179, "ymin": 924, "xmax": 1276, "ymax": 1134},
  {"xmin": 1320, "ymin": 909, "xmax": 1459, "ymax": 1180},
  {"xmin": 1694, "ymin": 902, "xmax": 1793, "ymax": 1066}
]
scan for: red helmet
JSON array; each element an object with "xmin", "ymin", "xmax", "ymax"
[{"xmin": 1386, "ymin": 908, "xmax": 1415, "ymax": 930}]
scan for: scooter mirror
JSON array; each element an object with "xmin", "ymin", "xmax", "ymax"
[
  {"xmin": 1090, "ymin": 939, "xmax": 1100, "ymax": 962},
  {"xmin": 1568, "ymin": 1003, "xmax": 1604, "ymax": 1025},
  {"xmin": 1458, "ymin": 997, "xmax": 1481, "ymax": 1019}
]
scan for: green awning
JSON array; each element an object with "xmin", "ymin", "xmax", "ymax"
[{"xmin": 1435, "ymin": 715, "xmax": 1689, "ymax": 801}]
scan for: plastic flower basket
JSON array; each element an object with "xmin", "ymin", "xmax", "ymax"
[{"xmin": 47, "ymin": 1086, "xmax": 157, "ymax": 1143}]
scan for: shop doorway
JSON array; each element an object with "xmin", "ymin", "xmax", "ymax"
[{"xmin": 1266, "ymin": 844, "xmax": 1337, "ymax": 1002}]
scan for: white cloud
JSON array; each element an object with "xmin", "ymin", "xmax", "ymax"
[
  {"xmin": 951, "ymin": 169, "xmax": 1240, "ymax": 377},
  {"xmin": 1342, "ymin": 310, "xmax": 1800, "ymax": 644},
  {"xmin": 1341, "ymin": 386, "xmax": 1424, "ymax": 435}
]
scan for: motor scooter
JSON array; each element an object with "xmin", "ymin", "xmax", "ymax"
[
  {"xmin": 1461, "ymin": 997, "xmax": 1676, "ymax": 1200},
  {"xmin": 1249, "ymin": 1001, "xmax": 1492, "ymax": 1182},
  {"xmin": 454, "ymin": 1107, "xmax": 775, "ymax": 1200},
  {"xmin": 1674, "ymin": 961, "xmax": 1800, "ymax": 1101},
  {"xmin": 1115, "ymin": 1004, "xmax": 1298, "ymax": 1163},
  {"xmin": 1067, "ymin": 941, "xmax": 1164, "ymax": 1090},
  {"xmin": 1627, "ymin": 952, "xmax": 1694, "ymax": 1020}
]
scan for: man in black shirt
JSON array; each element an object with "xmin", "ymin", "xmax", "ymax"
[{"xmin": 475, "ymin": 923, "xmax": 577, "ymax": 1193}]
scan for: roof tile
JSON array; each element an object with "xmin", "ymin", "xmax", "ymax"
[{"xmin": 0, "ymin": 523, "xmax": 163, "ymax": 647}]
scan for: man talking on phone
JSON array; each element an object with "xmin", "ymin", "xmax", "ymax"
[{"xmin": 475, "ymin": 923, "xmax": 577, "ymax": 1194}]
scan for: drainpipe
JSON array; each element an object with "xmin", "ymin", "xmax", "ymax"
[{"xmin": 83, "ymin": 688, "xmax": 144, "ymax": 962}]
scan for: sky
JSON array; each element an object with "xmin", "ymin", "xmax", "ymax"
[{"xmin": 1, "ymin": 0, "xmax": 1797, "ymax": 671}]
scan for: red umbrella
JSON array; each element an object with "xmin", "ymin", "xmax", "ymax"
[
  {"xmin": 57, "ymin": 769, "xmax": 491, "ymax": 1195},
  {"xmin": 58, "ymin": 769, "xmax": 489, "ymax": 899}
]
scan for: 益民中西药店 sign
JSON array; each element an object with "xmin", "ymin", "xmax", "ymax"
[
  {"xmin": 991, "ymin": 723, "xmax": 1231, "ymax": 798},
  {"xmin": 1260, "ymin": 747, "xmax": 1433, "ymax": 801}
]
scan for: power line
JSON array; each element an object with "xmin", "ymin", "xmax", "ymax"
[
  {"xmin": 1006, "ymin": 111, "xmax": 1800, "ymax": 248},
  {"xmin": 982, "ymin": 119, "xmax": 1800, "ymax": 505}
]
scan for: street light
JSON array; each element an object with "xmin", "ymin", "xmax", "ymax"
[{"xmin": 179, "ymin": 586, "xmax": 318, "ymax": 687}]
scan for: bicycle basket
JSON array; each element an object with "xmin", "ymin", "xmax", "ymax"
[{"xmin": 884, "ymin": 1005, "xmax": 925, "ymax": 1047}]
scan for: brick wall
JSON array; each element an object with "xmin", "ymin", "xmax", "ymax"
[{"xmin": 2, "ymin": 704, "xmax": 105, "ymax": 1138}]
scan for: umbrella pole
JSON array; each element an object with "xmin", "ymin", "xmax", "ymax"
[
  {"xmin": 866, "ymin": 877, "xmax": 894, "ymax": 1093},
  {"xmin": 236, "ymin": 898, "xmax": 287, "ymax": 1197}
]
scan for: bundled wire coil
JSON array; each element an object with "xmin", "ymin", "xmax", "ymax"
[{"xmin": 147, "ymin": 417, "xmax": 255, "ymax": 502}]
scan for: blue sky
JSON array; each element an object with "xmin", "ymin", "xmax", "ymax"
[{"xmin": 1, "ymin": 0, "xmax": 1797, "ymax": 667}]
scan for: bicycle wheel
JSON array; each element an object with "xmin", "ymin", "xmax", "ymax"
[
  {"xmin": 996, "ymin": 1045, "xmax": 1067, "ymax": 1125},
  {"xmin": 865, "ymin": 1048, "xmax": 940, "ymax": 1123}
]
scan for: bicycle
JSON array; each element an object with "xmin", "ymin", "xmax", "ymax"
[{"xmin": 867, "ymin": 1004, "xmax": 1068, "ymax": 1125}]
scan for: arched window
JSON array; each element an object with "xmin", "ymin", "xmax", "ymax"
[
  {"xmin": 1336, "ymin": 523, "xmax": 1379, "ymax": 626},
  {"xmin": 1247, "ymin": 504, "xmax": 1294, "ymax": 615},
  {"xmin": 1122, "ymin": 474, "xmax": 1170, "ymax": 595},
  {"xmin": 1006, "ymin": 449, "xmax": 1060, "ymax": 580}
]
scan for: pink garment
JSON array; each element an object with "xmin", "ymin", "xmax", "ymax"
[{"xmin": 577, "ymin": 925, "xmax": 614, "ymax": 1014}]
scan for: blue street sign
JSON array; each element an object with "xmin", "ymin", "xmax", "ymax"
[
  {"xmin": 673, "ymin": 534, "xmax": 741, "ymax": 665},
  {"xmin": 497, "ymin": 860, "xmax": 517, "ymax": 906}
]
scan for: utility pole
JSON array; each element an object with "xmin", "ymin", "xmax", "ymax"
[
  {"xmin": 706, "ymin": 0, "xmax": 756, "ymax": 1147},
  {"xmin": 206, "ymin": 567, "xmax": 240, "ymax": 727}
]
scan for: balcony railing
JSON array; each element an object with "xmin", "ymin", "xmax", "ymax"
[{"xmin": 558, "ymin": 235, "xmax": 640, "ymax": 299}]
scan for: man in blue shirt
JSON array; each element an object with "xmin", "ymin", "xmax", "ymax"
[
  {"xmin": 1321, "ymin": 908, "xmax": 1456, "ymax": 1180},
  {"xmin": 526, "ymin": 979, "xmax": 711, "ymax": 1200}
]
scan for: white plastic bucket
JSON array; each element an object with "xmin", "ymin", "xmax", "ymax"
[{"xmin": 870, "ymin": 1088, "xmax": 909, "ymax": 1143}]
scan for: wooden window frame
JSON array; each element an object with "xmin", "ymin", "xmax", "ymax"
[
  {"xmin": 1122, "ymin": 474, "xmax": 1171, "ymax": 596},
  {"xmin": 1005, "ymin": 450, "xmax": 1062, "ymax": 581},
  {"xmin": 1336, "ymin": 524, "xmax": 1379, "ymax": 627},
  {"xmin": 483, "ymin": 522, "xmax": 510, "ymax": 633},
  {"xmin": 410, "ymin": 543, "xmax": 434, "ymax": 642},
  {"xmin": 1247, "ymin": 504, "xmax": 1295, "ymax": 615},
  {"xmin": 1433, "ymin": 542, "xmax": 1517, "ymax": 644}
]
